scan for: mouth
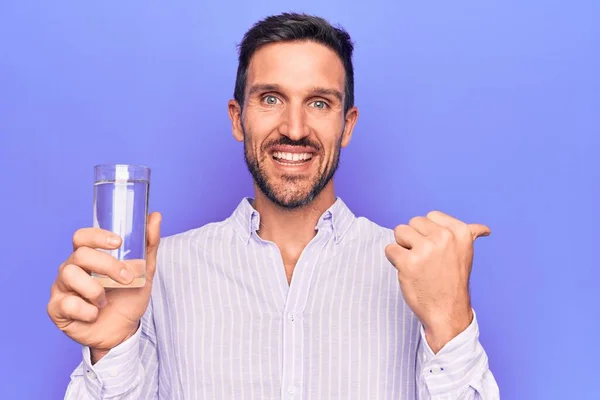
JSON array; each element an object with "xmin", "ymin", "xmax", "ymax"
[
  {"xmin": 269, "ymin": 146, "xmax": 317, "ymax": 172},
  {"xmin": 272, "ymin": 151, "xmax": 314, "ymax": 165}
]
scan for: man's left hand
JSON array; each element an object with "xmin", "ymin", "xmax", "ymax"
[{"xmin": 385, "ymin": 211, "xmax": 490, "ymax": 353}]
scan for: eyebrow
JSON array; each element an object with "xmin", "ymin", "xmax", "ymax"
[
  {"xmin": 247, "ymin": 83, "xmax": 281, "ymax": 97},
  {"xmin": 247, "ymin": 83, "xmax": 343, "ymax": 103},
  {"xmin": 311, "ymin": 87, "xmax": 343, "ymax": 103}
]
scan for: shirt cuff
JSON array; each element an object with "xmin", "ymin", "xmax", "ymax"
[
  {"xmin": 81, "ymin": 323, "xmax": 143, "ymax": 398},
  {"xmin": 419, "ymin": 309, "xmax": 490, "ymax": 396}
]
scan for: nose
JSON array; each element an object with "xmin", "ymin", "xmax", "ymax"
[{"xmin": 278, "ymin": 103, "xmax": 310, "ymax": 140}]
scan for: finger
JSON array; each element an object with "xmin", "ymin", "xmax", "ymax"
[
  {"xmin": 408, "ymin": 216, "xmax": 438, "ymax": 236},
  {"xmin": 427, "ymin": 211, "xmax": 491, "ymax": 242},
  {"xmin": 426, "ymin": 210, "xmax": 468, "ymax": 239},
  {"xmin": 56, "ymin": 295, "xmax": 99, "ymax": 323},
  {"xmin": 66, "ymin": 247, "xmax": 134, "ymax": 285},
  {"xmin": 385, "ymin": 243, "xmax": 410, "ymax": 270},
  {"xmin": 425, "ymin": 210, "xmax": 463, "ymax": 230},
  {"xmin": 393, "ymin": 224, "xmax": 423, "ymax": 250},
  {"xmin": 145, "ymin": 212, "xmax": 162, "ymax": 283},
  {"xmin": 57, "ymin": 264, "xmax": 108, "ymax": 309},
  {"xmin": 468, "ymin": 223, "xmax": 491, "ymax": 240},
  {"xmin": 72, "ymin": 227, "xmax": 122, "ymax": 251}
]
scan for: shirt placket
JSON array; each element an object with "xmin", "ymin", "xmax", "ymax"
[{"xmin": 278, "ymin": 224, "xmax": 333, "ymax": 400}]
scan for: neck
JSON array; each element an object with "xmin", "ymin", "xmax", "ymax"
[
  {"xmin": 252, "ymin": 180, "xmax": 336, "ymax": 247},
  {"xmin": 251, "ymin": 181, "xmax": 336, "ymax": 285}
]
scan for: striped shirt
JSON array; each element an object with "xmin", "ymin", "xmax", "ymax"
[{"xmin": 65, "ymin": 197, "xmax": 499, "ymax": 399}]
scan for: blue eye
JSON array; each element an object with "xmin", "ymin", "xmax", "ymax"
[
  {"xmin": 311, "ymin": 101, "xmax": 328, "ymax": 109},
  {"xmin": 264, "ymin": 95, "xmax": 279, "ymax": 105}
]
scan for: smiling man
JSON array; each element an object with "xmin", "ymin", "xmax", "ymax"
[{"xmin": 49, "ymin": 12, "xmax": 499, "ymax": 399}]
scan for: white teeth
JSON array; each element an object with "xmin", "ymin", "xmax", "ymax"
[{"xmin": 273, "ymin": 152, "xmax": 312, "ymax": 161}]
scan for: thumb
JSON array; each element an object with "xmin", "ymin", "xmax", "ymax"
[
  {"xmin": 468, "ymin": 223, "xmax": 491, "ymax": 241},
  {"xmin": 145, "ymin": 212, "xmax": 162, "ymax": 282}
]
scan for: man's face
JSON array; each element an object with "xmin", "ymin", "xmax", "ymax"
[{"xmin": 230, "ymin": 40, "xmax": 357, "ymax": 209}]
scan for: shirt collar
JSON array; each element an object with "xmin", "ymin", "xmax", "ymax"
[{"xmin": 229, "ymin": 197, "xmax": 355, "ymax": 244}]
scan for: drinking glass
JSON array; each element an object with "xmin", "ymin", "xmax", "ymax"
[{"xmin": 92, "ymin": 164, "xmax": 150, "ymax": 288}]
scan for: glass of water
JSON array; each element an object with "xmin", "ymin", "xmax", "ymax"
[{"xmin": 92, "ymin": 164, "xmax": 150, "ymax": 288}]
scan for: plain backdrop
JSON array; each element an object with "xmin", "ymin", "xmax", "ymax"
[{"xmin": 0, "ymin": 1, "xmax": 598, "ymax": 399}]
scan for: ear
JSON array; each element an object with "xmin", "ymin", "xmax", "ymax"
[
  {"xmin": 228, "ymin": 99, "xmax": 244, "ymax": 142},
  {"xmin": 340, "ymin": 105, "xmax": 359, "ymax": 148}
]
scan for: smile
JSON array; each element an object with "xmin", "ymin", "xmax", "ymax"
[{"xmin": 272, "ymin": 151, "xmax": 314, "ymax": 165}]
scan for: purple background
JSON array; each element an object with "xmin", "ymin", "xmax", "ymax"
[{"xmin": 1, "ymin": 1, "xmax": 598, "ymax": 399}]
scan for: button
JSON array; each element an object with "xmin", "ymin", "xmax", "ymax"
[
  {"xmin": 430, "ymin": 367, "xmax": 444, "ymax": 374},
  {"xmin": 288, "ymin": 386, "xmax": 296, "ymax": 394},
  {"xmin": 85, "ymin": 369, "xmax": 96, "ymax": 380},
  {"xmin": 288, "ymin": 313, "xmax": 295, "ymax": 322}
]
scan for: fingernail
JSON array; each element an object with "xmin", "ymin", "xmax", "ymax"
[
  {"xmin": 107, "ymin": 235, "xmax": 121, "ymax": 246},
  {"xmin": 120, "ymin": 267, "xmax": 133, "ymax": 283},
  {"xmin": 98, "ymin": 296, "xmax": 108, "ymax": 309}
]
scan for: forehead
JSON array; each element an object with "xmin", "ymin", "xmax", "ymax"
[{"xmin": 246, "ymin": 41, "xmax": 345, "ymax": 93}]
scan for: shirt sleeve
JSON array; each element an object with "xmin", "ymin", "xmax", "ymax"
[
  {"xmin": 415, "ymin": 309, "xmax": 500, "ymax": 399},
  {"xmin": 63, "ymin": 298, "xmax": 159, "ymax": 400}
]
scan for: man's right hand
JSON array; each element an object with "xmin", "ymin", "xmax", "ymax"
[{"xmin": 47, "ymin": 212, "xmax": 162, "ymax": 363}]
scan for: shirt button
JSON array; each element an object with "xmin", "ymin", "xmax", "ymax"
[
  {"xmin": 430, "ymin": 367, "xmax": 443, "ymax": 374},
  {"xmin": 85, "ymin": 369, "xmax": 96, "ymax": 380},
  {"xmin": 287, "ymin": 313, "xmax": 295, "ymax": 322},
  {"xmin": 288, "ymin": 386, "xmax": 296, "ymax": 394}
]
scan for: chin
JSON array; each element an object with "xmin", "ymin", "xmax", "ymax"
[
  {"xmin": 247, "ymin": 152, "xmax": 335, "ymax": 210},
  {"xmin": 269, "ymin": 189, "xmax": 316, "ymax": 209}
]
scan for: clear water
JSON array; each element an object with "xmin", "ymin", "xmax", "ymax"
[{"xmin": 92, "ymin": 179, "xmax": 149, "ymax": 287}]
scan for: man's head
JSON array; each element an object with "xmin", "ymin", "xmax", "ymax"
[{"xmin": 228, "ymin": 12, "xmax": 359, "ymax": 209}]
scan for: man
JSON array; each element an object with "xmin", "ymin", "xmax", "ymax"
[{"xmin": 48, "ymin": 12, "xmax": 499, "ymax": 399}]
